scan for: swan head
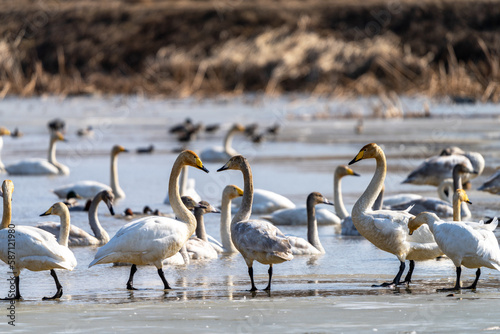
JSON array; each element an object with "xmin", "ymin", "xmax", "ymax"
[
  {"xmin": 453, "ymin": 162, "xmax": 477, "ymax": 175},
  {"xmin": 112, "ymin": 145, "xmax": 129, "ymax": 155},
  {"xmin": 335, "ymin": 165, "xmax": 360, "ymax": 178},
  {"xmin": 217, "ymin": 155, "xmax": 247, "ymax": 172},
  {"xmin": 100, "ymin": 190, "xmax": 115, "ymax": 216},
  {"xmin": 223, "ymin": 184, "xmax": 244, "ymax": 200},
  {"xmin": 454, "ymin": 189, "xmax": 472, "ymax": 205},
  {"xmin": 307, "ymin": 192, "xmax": 334, "ymax": 207},
  {"xmin": 408, "ymin": 212, "xmax": 440, "ymax": 235},
  {"xmin": 440, "ymin": 146, "xmax": 465, "ymax": 156},
  {"xmin": 349, "ymin": 143, "xmax": 381, "ymax": 165},
  {"xmin": 51, "ymin": 131, "xmax": 67, "ymax": 142},
  {"xmin": 181, "ymin": 196, "xmax": 199, "ymax": 211},
  {"xmin": 40, "ymin": 202, "xmax": 69, "ymax": 217},
  {"xmin": 0, "ymin": 127, "xmax": 10, "ymax": 136},
  {"xmin": 197, "ymin": 200, "xmax": 220, "ymax": 214},
  {"xmin": 180, "ymin": 150, "xmax": 209, "ymax": 173},
  {"xmin": 233, "ymin": 123, "xmax": 246, "ymax": 133},
  {"xmin": 1, "ymin": 179, "xmax": 14, "ymax": 200}
]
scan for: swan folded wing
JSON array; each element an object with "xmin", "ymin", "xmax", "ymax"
[
  {"xmin": 36, "ymin": 222, "xmax": 98, "ymax": 245},
  {"xmin": 53, "ymin": 181, "xmax": 111, "ymax": 199},
  {"xmin": 6, "ymin": 159, "xmax": 59, "ymax": 175},
  {"xmin": 404, "ymin": 155, "xmax": 471, "ymax": 185},
  {"xmin": 287, "ymin": 236, "xmax": 320, "ymax": 255},
  {"xmin": 369, "ymin": 210, "xmax": 413, "ymax": 234}
]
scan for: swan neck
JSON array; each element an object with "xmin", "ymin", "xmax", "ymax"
[
  {"xmin": 88, "ymin": 193, "xmax": 110, "ymax": 243},
  {"xmin": 352, "ymin": 150, "xmax": 386, "ymax": 218},
  {"xmin": 453, "ymin": 197, "xmax": 462, "ymax": 221},
  {"xmin": 1, "ymin": 191, "xmax": 12, "ymax": 229},
  {"xmin": 110, "ymin": 152, "xmax": 123, "ymax": 197},
  {"xmin": 48, "ymin": 137, "xmax": 58, "ymax": 165},
  {"xmin": 307, "ymin": 199, "xmax": 324, "ymax": 253},
  {"xmin": 223, "ymin": 128, "xmax": 238, "ymax": 155},
  {"xmin": 452, "ymin": 169, "xmax": 462, "ymax": 191},
  {"xmin": 333, "ymin": 173, "xmax": 348, "ymax": 219},
  {"xmin": 58, "ymin": 211, "xmax": 71, "ymax": 247},
  {"xmin": 194, "ymin": 209, "xmax": 207, "ymax": 241},
  {"xmin": 168, "ymin": 158, "xmax": 197, "ymax": 234},
  {"xmin": 220, "ymin": 194, "xmax": 237, "ymax": 252},
  {"xmin": 437, "ymin": 179, "xmax": 453, "ymax": 202},
  {"xmin": 233, "ymin": 161, "xmax": 253, "ymax": 223}
]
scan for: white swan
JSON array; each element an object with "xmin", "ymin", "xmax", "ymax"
[
  {"xmin": 52, "ymin": 145, "xmax": 128, "ymax": 199},
  {"xmin": 89, "ymin": 150, "xmax": 209, "ymax": 290},
  {"xmin": 409, "ymin": 209, "xmax": 500, "ymax": 290},
  {"xmin": 232, "ymin": 188, "xmax": 295, "ymax": 214},
  {"xmin": 219, "ymin": 184, "xmax": 244, "ymax": 253},
  {"xmin": 218, "ymin": 155, "xmax": 293, "ymax": 291},
  {"xmin": 0, "ymin": 198, "xmax": 77, "ymax": 300},
  {"xmin": 262, "ymin": 205, "xmax": 339, "ymax": 226},
  {"xmin": 36, "ymin": 190, "xmax": 115, "ymax": 246},
  {"xmin": 436, "ymin": 162, "xmax": 474, "ymax": 219},
  {"xmin": 348, "ymin": 143, "xmax": 443, "ymax": 287},
  {"xmin": 200, "ymin": 123, "xmax": 246, "ymax": 162},
  {"xmin": 0, "ymin": 127, "xmax": 10, "ymax": 173},
  {"xmin": 478, "ymin": 168, "xmax": 500, "ymax": 195},
  {"xmin": 6, "ymin": 131, "xmax": 69, "ymax": 175},
  {"xmin": 164, "ymin": 165, "xmax": 201, "ymax": 204},
  {"xmin": 402, "ymin": 147, "xmax": 484, "ymax": 186},
  {"xmin": 331, "ymin": 165, "xmax": 362, "ymax": 236},
  {"xmin": 287, "ymin": 192, "xmax": 332, "ymax": 255}
]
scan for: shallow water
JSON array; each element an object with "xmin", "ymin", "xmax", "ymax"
[{"xmin": 1, "ymin": 95, "xmax": 500, "ymax": 332}]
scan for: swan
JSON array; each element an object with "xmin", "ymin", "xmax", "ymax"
[
  {"xmin": 6, "ymin": 131, "xmax": 69, "ymax": 175},
  {"xmin": 36, "ymin": 190, "xmax": 115, "ymax": 246},
  {"xmin": 478, "ymin": 168, "xmax": 500, "ymax": 195},
  {"xmin": 287, "ymin": 192, "xmax": 333, "ymax": 255},
  {"xmin": 0, "ymin": 127, "xmax": 10, "ymax": 173},
  {"xmin": 0, "ymin": 180, "xmax": 14, "ymax": 229},
  {"xmin": 89, "ymin": 150, "xmax": 209, "ymax": 290},
  {"xmin": 232, "ymin": 188, "xmax": 295, "ymax": 214},
  {"xmin": 0, "ymin": 199, "xmax": 77, "ymax": 300},
  {"xmin": 164, "ymin": 165, "xmax": 201, "ymax": 204},
  {"xmin": 219, "ymin": 184, "xmax": 244, "ymax": 253},
  {"xmin": 52, "ymin": 145, "xmax": 128, "ymax": 199},
  {"xmin": 402, "ymin": 147, "xmax": 484, "ymax": 186},
  {"xmin": 409, "ymin": 210, "xmax": 500, "ymax": 290},
  {"xmin": 217, "ymin": 155, "xmax": 293, "ymax": 291},
  {"xmin": 200, "ymin": 123, "xmax": 246, "ymax": 162},
  {"xmin": 348, "ymin": 143, "xmax": 443, "ymax": 287},
  {"xmin": 436, "ymin": 162, "xmax": 475, "ymax": 219}
]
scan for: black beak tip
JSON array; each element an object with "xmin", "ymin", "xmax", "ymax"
[
  {"xmin": 109, "ymin": 206, "xmax": 115, "ymax": 216},
  {"xmin": 40, "ymin": 213, "xmax": 47, "ymax": 217},
  {"xmin": 217, "ymin": 166, "xmax": 227, "ymax": 172},
  {"xmin": 352, "ymin": 172, "xmax": 360, "ymax": 177},
  {"xmin": 348, "ymin": 158, "xmax": 357, "ymax": 165},
  {"xmin": 201, "ymin": 166, "xmax": 209, "ymax": 173}
]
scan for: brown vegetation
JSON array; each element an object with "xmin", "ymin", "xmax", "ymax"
[{"xmin": 0, "ymin": 0, "xmax": 499, "ymax": 100}]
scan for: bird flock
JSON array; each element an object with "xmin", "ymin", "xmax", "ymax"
[{"xmin": 1, "ymin": 118, "xmax": 500, "ymax": 301}]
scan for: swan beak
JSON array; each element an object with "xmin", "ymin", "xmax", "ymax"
[
  {"xmin": 106, "ymin": 202, "xmax": 115, "ymax": 216},
  {"xmin": 217, "ymin": 163, "xmax": 229, "ymax": 172},
  {"xmin": 409, "ymin": 230, "xmax": 414, "ymax": 235},
  {"xmin": 323, "ymin": 199, "xmax": 334, "ymax": 206},
  {"xmin": 211, "ymin": 208, "xmax": 221, "ymax": 214},
  {"xmin": 350, "ymin": 170, "xmax": 360, "ymax": 177},
  {"xmin": 195, "ymin": 157, "xmax": 209, "ymax": 173},
  {"xmin": 348, "ymin": 150, "xmax": 364, "ymax": 165},
  {"xmin": 471, "ymin": 170, "xmax": 479, "ymax": 175},
  {"xmin": 0, "ymin": 127, "xmax": 10, "ymax": 136},
  {"xmin": 466, "ymin": 200, "xmax": 472, "ymax": 205},
  {"xmin": 123, "ymin": 148, "xmax": 129, "ymax": 153},
  {"xmin": 40, "ymin": 207, "xmax": 53, "ymax": 216}
]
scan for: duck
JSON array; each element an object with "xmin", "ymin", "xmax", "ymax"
[
  {"xmin": 36, "ymin": 190, "xmax": 115, "ymax": 246},
  {"xmin": 219, "ymin": 185, "xmax": 244, "ymax": 253},
  {"xmin": 62, "ymin": 190, "xmax": 92, "ymax": 212},
  {"xmin": 52, "ymin": 145, "xmax": 128, "ymax": 199},
  {"xmin": 286, "ymin": 192, "xmax": 333, "ymax": 255},
  {"xmin": 200, "ymin": 123, "xmax": 246, "ymax": 162},
  {"xmin": 6, "ymin": 131, "xmax": 69, "ymax": 175},
  {"xmin": 0, "ymin": 127, "xmax": 11, "ymax": 173},
  {"xmin": 409, "ymin": 208, "xmax": 500, "ymax": 291},
  {"xmin": 348, "ymin": 143, "xmax": 443, "ymax": 287},
  {"xmin": 402, "ymin": 147, "xmax": 484, "ymax": 187},
  {"xmin": 88, "ymin": 150, "xmax": 209, "ymax": 290},
  {"xmin": 76, "ymin": 125, "xmax": 93, "ymax": 137},
  {"xmin": 217, "ymin": 155, "xmax": 293, "ymax": 291},
  {"xmin": 164, "ymin": 165, "xmax": 201, "ymax": 204},
  {"xmin": 232, "ymin": 188, "xmax": 295, "ymax": 214},
  {"xmin": 0, "ymin": 195, "xmax": 77, "ymax": 300}
]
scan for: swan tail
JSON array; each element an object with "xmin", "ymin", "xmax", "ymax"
[{"xmin": 89, "ymin": 252, "xmax": 116, "ymax": 267}]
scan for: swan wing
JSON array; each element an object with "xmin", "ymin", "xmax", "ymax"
[
  {"xmin": 53, "ymin": 181, "xmax": 111, "ymax": 199},
  {"xmin": 287, "ymin": 236, "xmax": 321, "ymax": 255},
  {"xmin": 6, "ymin": 159, "xmax": 59, "ymax": 175},
  {"xmin": 186, "ymin": 237, "xmax": 218, "ymax": 259},
  {"xmin": 403, "ymin": 155, "xmax": 471, "ymax": 186}
]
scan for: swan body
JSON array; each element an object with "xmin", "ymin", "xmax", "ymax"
[
  {"xmin": 232, "ymin": 188, "xmax": 295, "ymax": 214},
  {"xmin": 89, "ymin": 150, "xmax": 209, "ymax": 290},
  {"xmin": 200, "ymin": 123, "xmax": 246, "ymax": 162},
  {"xmin": 6, "ymin": 131, "xmax": 69, "ymax": 175},
  {"xmin": 0, "ymin": 127, "xmax": 11, "ymax": 173},
  {"xmin": 287, "ymin": 192, "xmax": 332, "ymax": 255},
  {"xmin": 409, "ymin": 211, "xmax": 500, "ymax": 290},
  {"xmin": 478, "ymin": 168, "xmax": 500, "ymax": 195},
  {"xmin": 262, "ymin": 206, "xmax": 340, "ymax": 226},
  {"xmin": 37, "ymin": 190, "xmax": 115, "ymax": 246},
  {"xmin": 53, "ymin": 145, "xmax": 128, "ymax": 199},
  {"xmin": 349, "ymin": 143, "xmax": 443, "ymax": 286},
  {"xmin": 218, "ymin": 155, "xmax": 293, "ymax": 291},
  {"xmin": 0, "ymin": 197, "xmax": 77, "ymax": 300}
]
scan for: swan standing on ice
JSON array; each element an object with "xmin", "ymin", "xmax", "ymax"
[
  {"xmin": 0, "ymin": 191, "xmax": 77, "ymax": 300},
  {"xmin": 348, "ymin": 143, "xmax": 443, "ymax": 287},
  {"xmin": 218, "ymin": 155, "xmax": 293, "ymax": 291},
  {"xmin": 53, "ymin": 145, "xmax": 128, "ymax": 200},
  {"xmin": 0, "ymin": 127, "xmax": 10, "ymax": 173},
  {"xmin": 6, "ymin": 131, "xmax": 69, "ymax": 175},
  {"xmin": 37, "ymin": 190, "xmax": 115, "ymax": 246},
  {"xmin": 200, "ymin": 123, "xmax": 246, "ymax": 162},
  {"xmin": 89, "ymin": 150, "xmax": 209, "ymax": 290},
  {"xmin": 287, "ymin": 192, "xmax": 333, "ymax": 255}
]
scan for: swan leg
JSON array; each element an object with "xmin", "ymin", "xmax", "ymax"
[
  {"xmin": 1, "ymin": 276, "xmax": 21, "ymax": 300},
  {"xmin": 157, "ymin": 268, "xmax": 171, "ymax": 290},
  {"xmin": 264, "ymin": 265, "xmax": 273, "ymax": 291},
  {"xmin": 372, "ymin": 261, "xmax": 405, "ymax": 287},
  {"xmin": 248, "ymin": 266, "xmax": 258, "ymax": 291},
  {"xmin": 403, "ymin": 260, "xmax": 415, "ymax": 284},
  {"xmin": 42, "ymin": 270, "xmax": 63, "ymax": 300},
  {"xmin": 438, "ymin": 266, "xmax": 462, "ymax": 291},
  {"xmin": 126, "ymin": 265, "xmax": 138, "ymax": 290},
  {"xmin": 463, "ymin": 268, "xmax": 480, "ymax": 290}
]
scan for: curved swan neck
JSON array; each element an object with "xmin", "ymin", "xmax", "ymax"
[
  {"xmin": 169, "ymin": 158, "xmax": 197, "ymax": 234},
  {"xmin": 58, "ymin": 210, "xmax": 71, "ymax": 247},
  {"xmin": 223, "ymin": 127, "xmax": 239, "ymax": 155},
  {"xmin": 88, "ymin": 193, "xmax": 110, "ymax": 243},
  {"xmin": 194, "ymin": 209, "xmax": 207, "ymax": 241},
  {"xmin": 110, "ymin": 151, "xmax": 124, "ymax": 198},
  {"xmin": 1, "ymin": 190, "xmax": 12, "ymax": 229},
  {"xmin": 453, "ymin": 196, "xmax": 462, "ymax": 221},
  {"xmin": 180, "ymin": 166, "xmax": 188, "ymax": 195},
  {"xmin": 352, "ymin": 149, "xmax": 386, "ymax": 218},
  {"xmin": 47, "ymin": 136, "xmax": 58, "ymax": 165},
  {"xmin": 333, "ymin": 172, "xmax": 348, "ymax": 219},
  {"xmin": 437, "ymin": 179, "xmax": 453, "ymax": 202},
  {"xmin": 233, "ymin": 161, "xmax": 253, "ymax": 223},
  {"xmin": 220, "ymin": 193, "xmax": 237, "ymax": 252},
  {"xmin": 306, "ymin": 198, "xmax": 324, "ymax": 253}
]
